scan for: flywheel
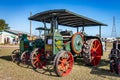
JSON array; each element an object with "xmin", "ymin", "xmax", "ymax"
[{"xmin": 71, "ymin": 32, "xmax": 84, "ymax": 54}]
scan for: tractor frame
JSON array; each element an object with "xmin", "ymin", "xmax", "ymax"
[{"xmin": 28, "ymin": 9, "xmax": 107, "ymax": 77}]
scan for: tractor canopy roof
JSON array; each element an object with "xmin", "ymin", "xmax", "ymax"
[{"xmin": 29, "ymin": 9, "xmax": 107, "ymax": 27}]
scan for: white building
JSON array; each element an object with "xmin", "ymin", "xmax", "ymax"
[{"xmin": 0, "ymin": 29, "xmax": 30, "ymax": 44}]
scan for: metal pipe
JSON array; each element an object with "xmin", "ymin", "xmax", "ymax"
[
  {"xmin": 77, "ymin": 27, "xmax": 79, "ymax": 32},
  {"xmin": 30, "ymin": 12, "xmax": 32, "ymax": 36},
  {"xmin": 51, "ymin": 14, "xmax": 58, "ymax": 55},
  {"xmin": 82, "ymin": 26, "xmax": 84, "ymax": 32},
  {"xmin": 82, "ymin": 22, "xmax": 85, "ymax": 32},
  {"xmin": 99, "ymin": 25, "xmax": 101, "ymax": 38},
  {"xmin": 43, "ymin": 21, "xmax": 46, "ymax": 34}
]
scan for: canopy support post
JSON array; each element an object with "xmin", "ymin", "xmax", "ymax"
[
  {"xmin": 77, "ymin": 27, "xmax": 79, "ymax": 32},
  {"xmin": 82, "ymin": 27, "xmax": 84, "ymax": 32},
  {"xmin": 43, "ymin": 21, "xmax": 47, "ymax": 35},
  {"xmin": 99, "ymin": 25, "xmax": 101, "ymax": 38},
  {"xmin": 51, "ymin": 14, "xmax": 58, "ymax": 55},
  {"xmin": 81, "ymin": 22, "xmax": 85, "ymax": 33}
]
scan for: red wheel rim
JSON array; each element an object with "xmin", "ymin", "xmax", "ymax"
[
  {"xmin": 57, "ymin": 51, "xmax": 74, "ymax": 76},
  {"xmin": 31, "ymin": 49, "xmax": 46, "ymax": 69},
  {"xmin": 90, "ymin": 39, "xmax": 102, "ymax": 66},
  {"xmin": 21, "ymin": 51, "xmax": 30, "ymax": 64}
]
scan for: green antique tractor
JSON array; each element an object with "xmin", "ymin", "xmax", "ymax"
[
  {"xmin": 11, "ymin": 33, "xmax": 44, "ymax": 65},
  {"xmin": 11, "ymin": 34, "xmax": 31, "ymax": 65},
  {"xmin": 29, "ymin": 9, "xmax": 107, "ymax": 77},
  {"xmin": 11, "ymin": 26, "xmax": 50, "ymax": 65}
]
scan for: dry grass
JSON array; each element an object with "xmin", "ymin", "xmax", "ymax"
[{"xmin": 0, "ymin": 46, "xmax": 120, "ymax": 80}]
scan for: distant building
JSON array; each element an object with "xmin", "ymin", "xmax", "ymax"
[
  {"xmin": 0, "ymin": 29, "xmax": 31, "ymax": 44},
  {"xmin": 106, "ymin": 37, "xmax": 117, "ymax": 42}
]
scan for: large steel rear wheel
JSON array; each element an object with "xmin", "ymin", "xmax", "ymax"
[
  {"xmin": 54, "ymin": 51, "xmax": 74, "ymax": 77},
  {"xmin": 83, "ymin": 39, "xmax": 103, "ymax": 66},
  {"xmin": 30, "ymin": 48, "xmax": 46, "ymax": 69}
]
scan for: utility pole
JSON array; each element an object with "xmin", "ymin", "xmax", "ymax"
[
  {"xmin": 30, "ymin": 12, "xmax": 32, "ymax": 36},
  {"xmin": 111, "ymin": 16, "xmax": 117, "ymax": 38}
]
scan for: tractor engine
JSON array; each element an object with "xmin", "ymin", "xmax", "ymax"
[
  {"xmin": 31, "ymin": 39, "xmax": 44, "ymax": 49},
  {"xmin": 60, "ymin": 31, "xmax": 84, "ymax": 54},
  {"xmin": 19, "ymin": 34, "xmax": 30, "ymax": 53},
  {"xmin": 60, "ymin": 30, "xmax": 73, "ymax": 51},
  {"xmin": 45, "ymin": 30, "xmax": 63, "ymax": 60}
]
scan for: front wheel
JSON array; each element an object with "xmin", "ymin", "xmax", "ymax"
[
  {"xmin": 30, "ymin": 48, "xmax": 46, "ymax": 69},
  {"xmin": 54, "ymin": 51, "xmax": 74, "ymax": 77}
]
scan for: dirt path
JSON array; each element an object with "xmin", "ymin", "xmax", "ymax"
[{"xmin": 0, "ymin": 45, "xmax": 19, "ymax": 49}]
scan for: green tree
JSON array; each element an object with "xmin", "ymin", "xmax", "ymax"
[{"xmin": 0, "ymin": 19, "xmax": 9, "ymax": 31}]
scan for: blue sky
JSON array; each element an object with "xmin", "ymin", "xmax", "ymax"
[{"xmin": 0, "ymin": 0, "xmax": 120, "ymax": 37}]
